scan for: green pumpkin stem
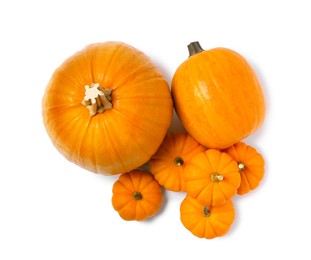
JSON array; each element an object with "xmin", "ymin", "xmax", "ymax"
[
  {"xmin": 203, "ymin": 206, "xmax": 211, "ymax": 217},
  {"xmin": 187, "ymin": 41, "xmax": 204, "ymax": 57},
  {"xmin": 133, "ymin": 192, "xmax": 143, "ymax": 200},
  {"xmin": 174, "ymin": 156, "xmax": 184, "ymax": 167}
]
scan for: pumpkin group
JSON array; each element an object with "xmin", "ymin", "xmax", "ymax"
[
  {"xmin": 42, "ymin": 41, "xmax": 173, "ymax": 175},
  {"xmin": 171, "ymin": 41, "xmax": 266, "ymax": 149},
  {"xmin": 43, "ymin": 40, "xmax": 266, "ymax": 239}
]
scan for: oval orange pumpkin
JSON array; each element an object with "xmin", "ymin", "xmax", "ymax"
[
  {"xmin": 42, "ymin": 41, "xmax": 173, "ymax": 175},
  {"xmin": 185, "ymin": 149, "xmax": 241, "ymax": 206},
  {"xmin": 171, "ymin": 41, "xmax": 266, "ymax": 149},
  {"xmin": 180, "ymin": 195, "xmax": 235, "ymax": 239},
  {"xmin": 149, "ymin": 132, "xmax": 206, "ymax": 191},
  {"xmin": 112, "ymin": 170, "xmax": 163, "ymax": 221},
  {"xmin": 224, "ymin": 142, "xmax": 265, "ymax": 195}
]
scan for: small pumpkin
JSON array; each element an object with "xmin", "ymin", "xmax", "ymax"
[
  {"xmin": 224, "ymin": 142, "xmax": 265, "ymax": 195},
  {"xmin": 42, "ymin": 41, "xmax": 173, "ymax": 175},
  {"xmin": 171, "ymin": 41, "xmax": 266, "ymax": 149},
  {"xmin": 185, "ymin": 149, "xmax": 240, "ymax": 206},
  {"xmin": 149, "ymin": 132, "xmax": 206, "ymax": 191},
  {"xmin": 180, "ymin": 195, "xmax": 235, "ymax": 239},
  {"xmin": 112, "ymin": 170, "xmax": 163, "ymax": 221}
]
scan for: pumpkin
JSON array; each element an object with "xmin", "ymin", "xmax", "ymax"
[
  {"xmin": 185, "ymin": 149, "xmax": 240, "ymax": 206},
  {"xmin": 42, "ymin": 41, "xmax": 173, "ymax": 175},
  {"xmin": 111, "ymin": 170, "xmax": 163, "ymax": 221},
  {"xmin": 171, "ymin": 41, "xmax": 266, "ymax": 149},
  {"xmin": 224, "ymin": 142, "xmax": 265, "ymax": 195},
  {"xmin": 180, "ymin": 195, "xmax": 235, "ymax": 239},
  {"xmin": 149, "ymin": 132, "xmax": 206, "ymax": 191}
]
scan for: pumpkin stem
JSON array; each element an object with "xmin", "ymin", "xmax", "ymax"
[
  {"xmin": 210, "ymin": 172, "xmax": 224, "ymax": 183},
  {"xmin": 81, "ymin": 83, "xmax": 112, "ymax": 116},
  {"xmin": 133, "ymin": 192, "xmax": 143, "ymax": 200},
  {"xmin": 238, "ymin": 162, "xmax": 246, "ymax": 171},
  {"xmin": 187, "ymin": 41, "xmax": 204, "ymax": 57},
  {"xmin": 203, "ymin": 206, "xmax": 211, "ymax": 217},
  {"xmin": 174, "ymin": 157, "xmax": 184, "ymax": 167}
]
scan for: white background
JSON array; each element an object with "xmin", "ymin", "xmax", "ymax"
[{"xmin": 1, "ymin": 0, "xmax": 311, "ymax": 259}]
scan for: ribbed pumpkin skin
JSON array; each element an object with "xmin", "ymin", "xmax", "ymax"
[
  {"xmin": 149, "ymin": 132, "xmax": 206, "ymax": 192},
  {"xmin": 185, "ymin": 149, "xmax": 241, "ymax": 206},
  {"xmin": 171, "ymin": 47, "xmax": 265, "ymax": 149},
  {"xmin": 42, "ymin": 42, "xmax": 173, "ymax": 175},
  {"xmin": 224, "ymin": 142, "xmax": 265, "ymax": 195},
  {"xmin": 180, "ymin": 195, "xmax": 235, "ymax": 239},
  {"xmin": 112, "ymin": 170, "xmax": 163, "ymax": 221}
]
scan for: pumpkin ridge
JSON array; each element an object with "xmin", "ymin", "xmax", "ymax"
[
  {"xmin": 46, "ymin": 109, "xmax": 86, "ymax": 158},
  {"xmin": 134, "ymin": 172, "xmax": 143, "ymax": 192},
  {"xmin": 184, "ymin": 195, "xmax": 203, "ymax": 212},
  {"xmin": 204, "ymin": 150, "xmax": 218, "ymax": 172},
  {"xmin": 240, "ymin": 173, "xmax": 251, "ymax": 191},
  {"xmin": 244, "ymin": 170, "xmax": 261, "ymax": 188},
  {"xmin": 217, "ymin": 155, "xmax": 235, "ymax": 174},
  {"xmin": 118, "ymin": 176, "xmax": 135, "ymax": 192},
  {"xmin": 205, "ymin": 219, "xmax": 217, "ymax": 238},
  {"xmin": 247, "ymin": 154, "xmax": 265, "ymax": 166},
  {"xmin": 43, "ymin": 103, "xmax": 82, "ymax": 113},
  {"xmin": 138, "ymin": 175, "xmax": 155, "ymax": 192},
  {"xmin": 113, "ymin": 95, "xmax": 171, "ymax": 101},
  {"xmin": 185, "ymin": 165, "xmax": 212, "ymax": 181},
  {"xmin": 149, "ymin": 159, "xmax": 168, "ymax": 174},
  {"xmin": 96, "ymin": 43, "xmax": 123, "ymax": 84},
  {"xmin": 195, "ymin": 182, "xmax": 213, "ymax": 204},
  {"xmin": 76, "ymin": 115, "xmax": 93, "ymax": 168},
  {"xmin": 154, "ymin": 165, "xmax": 173, "ymax": 187},
  {"xmin": 214, "ymin": 183, "xmax": 229, "ymax": 203},
  {"xmin": 209, "ymin": 218, "xmax": 231, "ymax": 236},
  {"xmin": 112, "ymin": 107, "xmax": 164, "ymax": 143},
  {"xmin": 243, "ymin": 168, "xmax": 263, "ymax": 180},
  {"xmin": 227, "ymin": 143, "xmax": 239, "ymax": 161},
  {"xmin": 157, "ymin": 143, "xmax": 179, "ymax": 159},
  {"xmin": 112, "ymin": 63, "xmax": 161, "ymax": 90},
  {"xmin": 190, "ymin": 218, "xmax": 204, "ymax": 235},
  {"xmin": 140, "ymin": 195, "xmax": 162, "ymax": 208},
  {"xmin": 178, "ymin": 132, "xmax": 190, "ymax": 156},
  {"xmin": 101, "ymin": 116, "xmax": 127, "ymax": 172}
]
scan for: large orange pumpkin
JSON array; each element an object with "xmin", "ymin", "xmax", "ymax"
[
  {"xmin": 171, "ymin": 41, "xmax": 266, "ymax": 149},
  {"xmin": 42, "ymin": 42, "xmax": 173, "ymax": 175}
]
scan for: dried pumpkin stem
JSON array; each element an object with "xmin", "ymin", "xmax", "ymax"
[
  {"xmin": 238, "ymin": 162, "xmax": 246, "ymax": 171},
  {"xmin": 133, "ymin": 192, "xmax": 143, "ymax": 200},
  {"xmin": 81, "ymin": 83, "xmax": 112, "ymax": 116},
  {"xmin": 210, "ymin": 172, "xmax": 224, "ymax": 183},
  {"xmin": 187, "ymin": 41, "xmax": 204, "ymax": 57},
  {"xmin": 174, "ymin": 157, "xmax": 184, "ymax": 167},
  {"xmin": 203, "ymin": 206, "xmax": 211, "ymax": 217}
]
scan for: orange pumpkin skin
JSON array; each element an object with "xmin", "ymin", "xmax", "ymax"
[
  {"xmin": 185, "ymin": 149, "xmax": 241, "ymax": 206},
  {"xmin": 112, "ymin": 170, "xmax": 163, "ymax": 221},
  {"xmin": 224, "ymin": 142, "xmax": 265, "ymax": 195},
  {"xmin": 149, "ymin": 132, "xmax": 206, "ymax": 192},
  {"xmin": 42, "ymin": 42, "xmax": 173, "ymax": 175},
  {"xmin": 180, "ymin": 195, "xmax": 235, "ymax": 239},
  {"xmin": 171, "ymin": 42, "xmax": 266, "ymax": 149}
]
